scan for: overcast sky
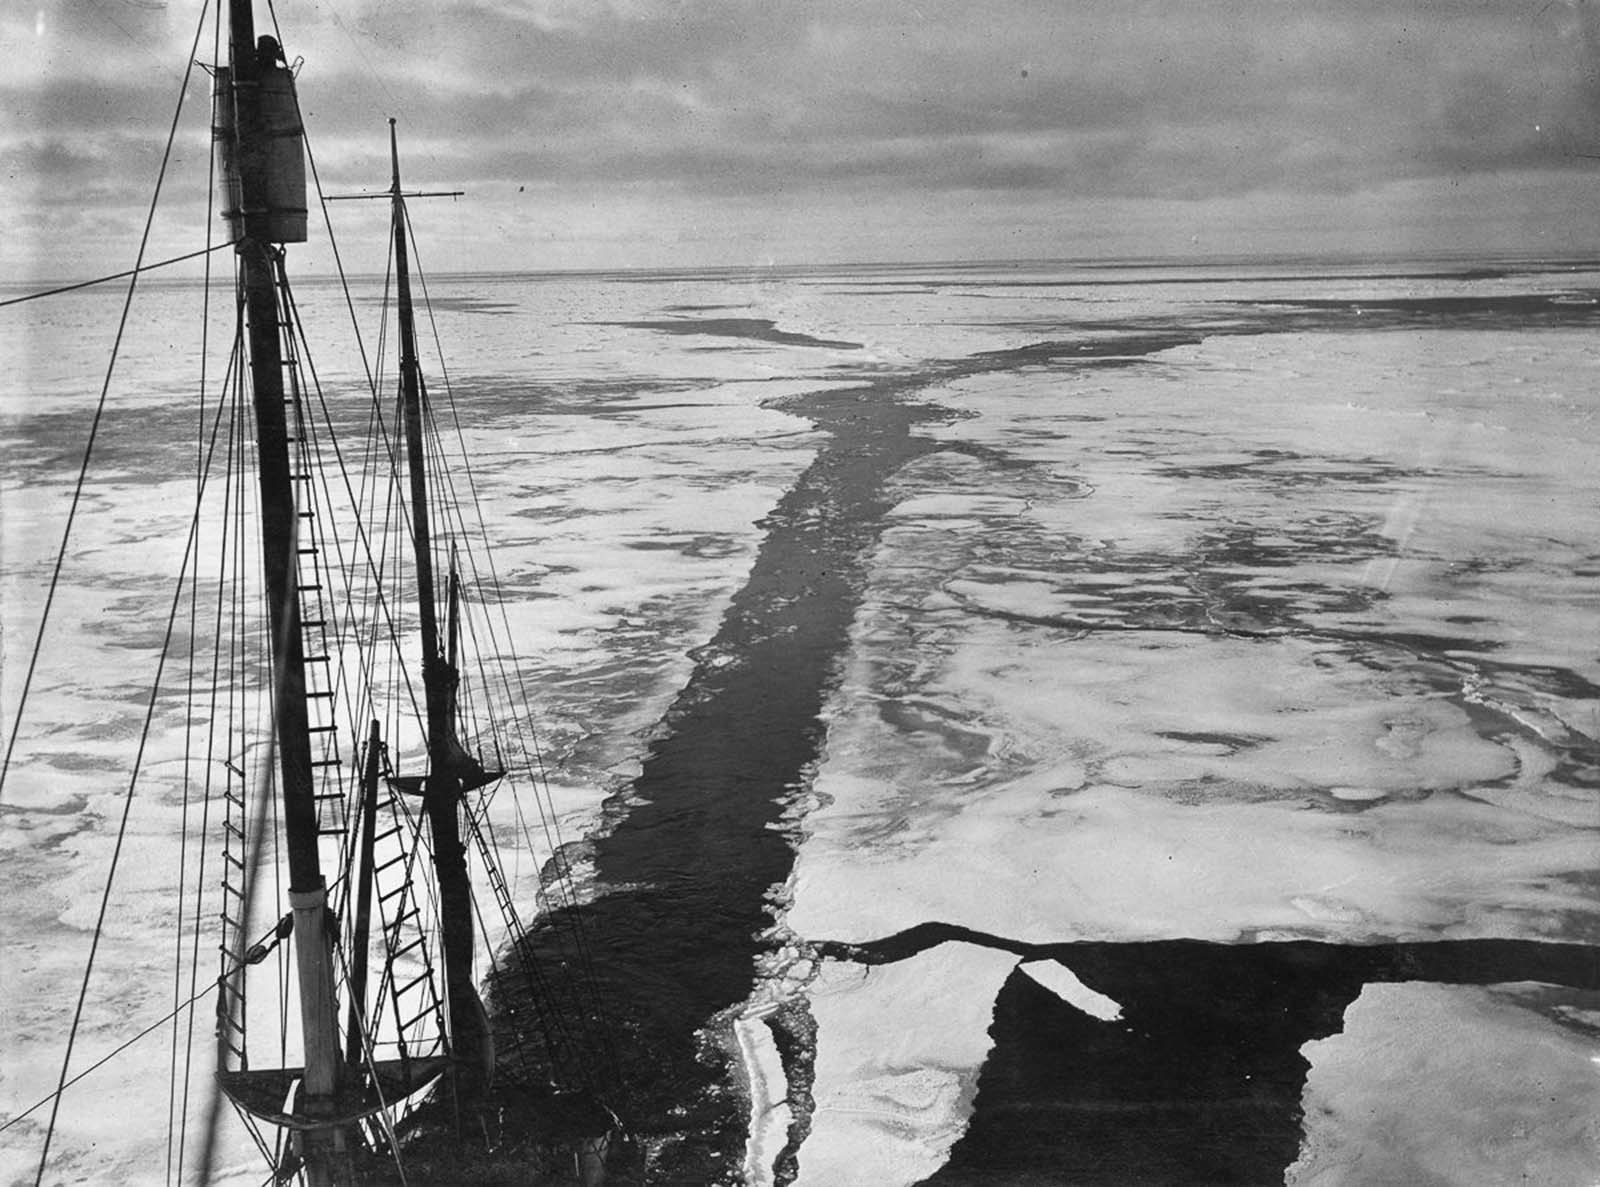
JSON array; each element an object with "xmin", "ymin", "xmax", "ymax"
[{"xmin": 7, "ymin": 0, "xmax": 1600, "ymax": 279}]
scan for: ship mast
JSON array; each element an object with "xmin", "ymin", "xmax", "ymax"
[
  {"xmin": 388, "ymin": 121, "xmax": 494, "ymax": 1100},
  {"xmin": 219, "ymin": 0, "xmax": 491, "ymax": 1157},
  {"xmin": 223, "ymin": 0, "xmax": 342, "ymax": 1180}
]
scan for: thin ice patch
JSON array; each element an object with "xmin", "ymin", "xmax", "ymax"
[{"xmin": 1018, "ymin": 959, "xmax": 1123, "ymax": 1021}]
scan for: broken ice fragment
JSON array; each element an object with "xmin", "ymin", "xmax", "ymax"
[{"xmin": 1018, "ymin": 959, "xmax": 1123, "ymax": 1021}]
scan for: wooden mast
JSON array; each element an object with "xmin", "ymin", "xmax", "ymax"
[
  {"xmin": 224, "ymin": 0, "xmax": 342, "ymax": 1180},
  {"xmin": 345, "ymin": 721, "xmax": 384, "ymax": 1070},
  {"xmin": 388, "ymin": 120, "xmax": 494, "ymax": 1101}
]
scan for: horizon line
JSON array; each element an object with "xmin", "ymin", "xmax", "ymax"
[{"xmin": 8, "ymin": 245, "xmax": 1600, "ymax": 297}]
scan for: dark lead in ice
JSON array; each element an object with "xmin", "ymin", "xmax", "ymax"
[{"xmin": 508, "ymin": 297, "xmax": 1600, "ymax": 1184}]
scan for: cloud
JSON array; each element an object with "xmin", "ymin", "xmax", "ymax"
[
  {"xmin": 7, "ymin": 0, "xmax": 1600, "ymax": 274},
  {"xmin": 283, "ymin": 1, "xmax": 1600, "ymax": 196}
]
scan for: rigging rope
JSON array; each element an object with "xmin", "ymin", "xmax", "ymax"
[
  {"xmin": 31, "ymin": 342, "xmax": 238, "ymax": 1184},
  {"xmin": 2, "ymin": 901, "xmax": 292, "ymax": 1137},
  {"xmin": 0, "ymin": 76, "xmax": 207, "ymax": 803},
  {"xmin": 405, "ymin": 217, "xmax": 622, "ymax": 1091},
  {"xmin": 15, "ymin": 4, "xmax": 621, "ymax": 1171},
  {"xmin": 25, "ymin": 5, "xmax": 218, "ymax": 1180},
  {"xmin": 0, "ymin": 243, "xmax": 237, "ymax": 309},
  {"xmin": 194, "ymin": 646, "xmax": 285, "ymax": 1185},
  {"xmin": 170, "ymin": 15, "xmax": 229, "ymax": 1178},
  {"xmin": 3, "ymin": 983, "xmax": 220, "ymax": 1137},
  {"xmin": 330, "ymin": 940, "xmax": 413, "ymax": 1186},
  {"xmin": 15, "ymin": 5, "xmax": 445, "ymax": 1177}
]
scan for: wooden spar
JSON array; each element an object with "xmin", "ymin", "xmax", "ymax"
[
  {"xmin": 345, "ymin": 721, "xmax": 383, "ymax": 1070},
  {"xmin": 447, "ymin": 556, "xmax": 463, "ymax": 727},
  {"xmin": 223, "ymin": 0, "xmax": 341, "ymax": 1179},
  {"xmin": 388, "ymin": 119, "xmax": 493, "ymax": 1098}
]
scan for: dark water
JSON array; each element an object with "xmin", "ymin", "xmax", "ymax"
[
  {"xmin": 804, "ymin": 926, "xmax": 1600, "ymax": 1185},
  {"xmin": 501, "ymin": 290, "xmax": 1600, "ymax": 1184},
  {"xmin": 7, "ymin": 259, "xmax": 1598, "ymax": 1184},
  {"xmin": 511, "ymin": 367, "xmax": 954, "ymax": 1180}
]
